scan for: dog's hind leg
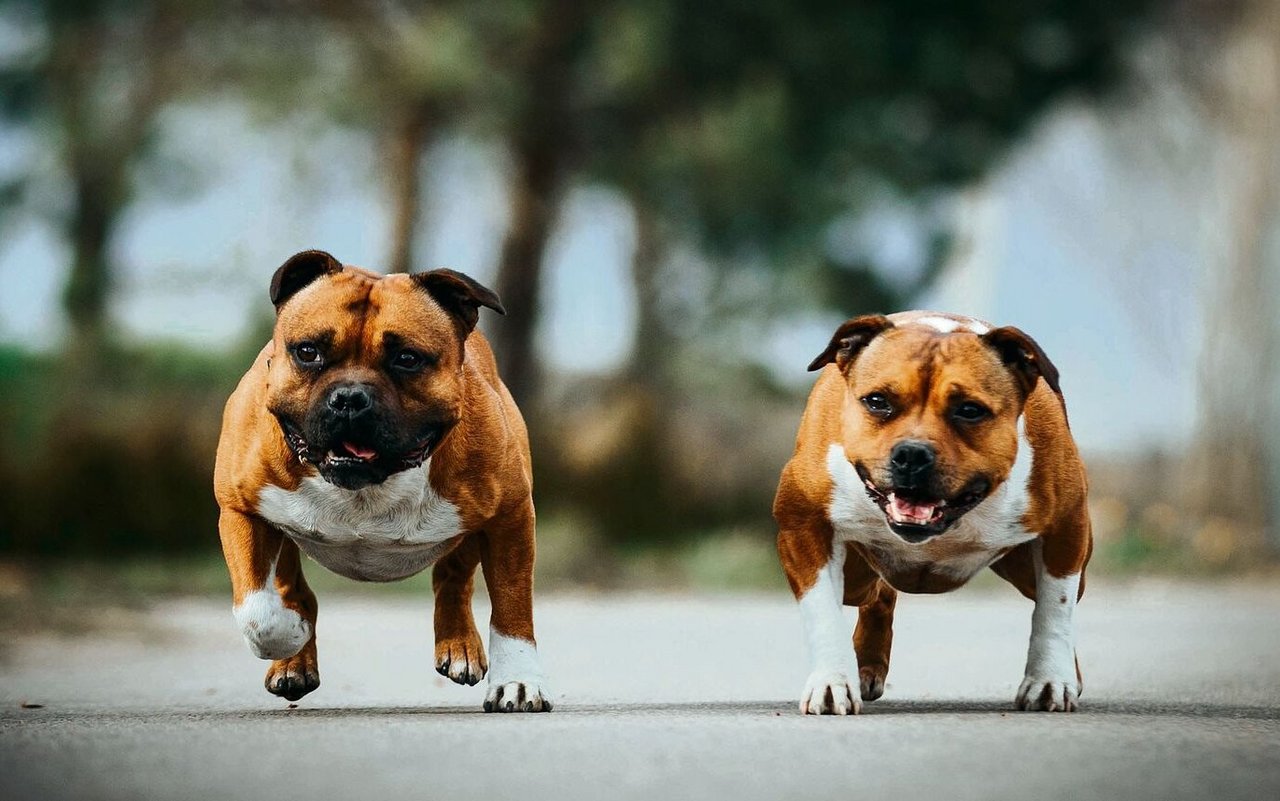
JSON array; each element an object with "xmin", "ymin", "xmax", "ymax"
[{"xmin": 844, "ymin": 549, "xmax": 896, "ymax": 702}]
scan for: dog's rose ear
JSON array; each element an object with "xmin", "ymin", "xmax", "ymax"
[
  {"xmin": 808, "ymin": 315, "xmax": 893, "ymax": 372},
  {"xmin": 983, "ymin": 326, "xmax": 1061, "ymax": 397},
  {"xmin": 270, "ymin": 250, "xmax": 342, "ymax": 309},
  {"xmin": 414, "ymin": 269, "xmax": 506, "ymax": 333}
]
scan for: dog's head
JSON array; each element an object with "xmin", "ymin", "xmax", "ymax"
[
  {"xmin": 809, "ymin": 313, "xmax": 1060, "ymax": 543},
  {"xmin": 264, "ymin": 250, "xmax": 504, "ymax": 490}
]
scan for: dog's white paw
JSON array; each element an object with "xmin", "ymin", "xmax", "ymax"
[
  {"xmin": 800, "ymin": 670, "xmax": 861, "ymax": 715},
  {"xmin": 484, "ymin": 679, "xmax": 552, "ymax": 712},
  {"xmin": 234, "ymin": 590, "xmax": 311, "ymax": 660},
  {"xmin": 1016, "ymin": 675, "xmax": 1080, "ymax": 712},
  {"xmin": 484, "ymin": 629, "xmax": 552, "ymax": 712}
]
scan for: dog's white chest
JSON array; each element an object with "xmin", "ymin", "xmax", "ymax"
[
  {"xmin": 824, "ymin": 436, "xmax": 1037, "ymax": 585},
  {"xmin": 256, "ymin": 461, "xmax": 463, "ymax": 582}
]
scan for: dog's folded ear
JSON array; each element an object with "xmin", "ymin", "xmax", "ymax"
[
  {"xmin": 414, "ymin": 269, "xmax": 506, "ymax": 333},
  {"xmin": 270, "ymin": 250, "xmax": 343, "ymax": 309},
  {"xmin": 983, "ymin": 326, "xmax": 1061, "ymax": 397},
  {"xmin": 807, "ymin": 314, "xmax": 893, "ymax": 372}
]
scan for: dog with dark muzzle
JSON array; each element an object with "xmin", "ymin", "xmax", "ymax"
[{"xmin": 214, "ymin": 250, "xmax": 550, "ymax": 711}]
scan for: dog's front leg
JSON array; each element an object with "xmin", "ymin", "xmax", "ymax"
[
  {"xmin": 1016, "ymin": 533, "xmax": 1087, "ymax": 712},
  {"xmin": 779, "ymin": 521, "xmax": 859, "ymax": 715},
  {"xmin": 218, "ymin": 509, "xmax": 319, "ymax": 700},
  {"xmin": 432, "ymin": 535, "xmax": 487, "ymax": 686},
  {"xmin": 479, "ymin": 501, "xmax": 551, "ymax": 712}
]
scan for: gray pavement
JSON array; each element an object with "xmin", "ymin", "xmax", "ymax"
[{"xmin": 2, "ymin": 581, "xmax": 1279, "ymax": 801}]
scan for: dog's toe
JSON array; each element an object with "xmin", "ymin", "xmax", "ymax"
[
  {"xmin": 435, "ymin": 635, "xmax": 488, "ymax": 686},
  {"xmin": 483, "ymin": 680, "xmax": 552, "ymax": 713},
  {"xmin": 858, "ymin": 665, "xmax": 886, "ymax": 702},
  {"xmin": 1015, "ymin": 676, "xmax": 1079, "ymax": 712},
  {"xmin": 266, "ymin": 650, "xmax": 320, "ymax": 702},
  {"xmin": 800, "ymin": 671, "xmax": 860, "ymax": 715}
]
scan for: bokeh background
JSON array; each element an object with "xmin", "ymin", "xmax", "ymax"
[{"xmin": 1, "ymin": 0, "xmax": 1278, "ymax": 618}]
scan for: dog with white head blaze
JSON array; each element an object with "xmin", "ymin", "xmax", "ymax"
[
  {"xmin": 214, "ymin": 250, "xmax": 550, "ymax": 711},
  {"xmin": 774, "ymin": 311, "xmax": 1091, "ymax": 714}
]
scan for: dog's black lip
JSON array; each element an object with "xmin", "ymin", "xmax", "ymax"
[
  {"xmin": 399, "ymin": 427, "xmax": 445, "ymax": 468},
  {"xmin": 276, "ymin": 416, "xmax": 313, "ymax": 463}
]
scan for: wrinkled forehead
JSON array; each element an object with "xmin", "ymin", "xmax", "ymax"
[
  {"xmin": 275, "ymin": 270, "xmax": 456, "ymax": 346},
  {"xmin": 852, "ymin": 327, "xmax": 1019, "ymax": 401}
]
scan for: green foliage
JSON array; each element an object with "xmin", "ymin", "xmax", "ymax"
[{"xmin": 0, "ymin": 342, "xmax": 251, "ymax": 556}]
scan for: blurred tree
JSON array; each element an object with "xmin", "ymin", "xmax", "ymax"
[
  {"xmin": 0, "ymin": 0, "xmax": 211, "ymax": 368},
  {"xmin": 1164, "ymin": 0, "xmax": 1280, "ymax": 550},
  {"xmin": 322, "ymin": 2, "xmax": 489, "ymax": 275},
  {"xmin": 486, "ymin": 0, "xmax": 589, "ymax": 407},
  {"xmin": 538, "ymin": 0, "xmax": 1152, "ymax": 541}
]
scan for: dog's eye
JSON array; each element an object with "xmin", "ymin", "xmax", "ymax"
[
  {"xmin": 292, "ymin": 343, "xmax": 323, "ymax": 367},
  {"xmin": 391, "ymin": 349, "xmax": 431, "ymax": 372},
  {"xmin": 953, "ymin": 401, "xmax": 991, "ymax": 423},
  {"xmin": 861, "ymin": 393, "xmax": 893, "ymax": 417}
]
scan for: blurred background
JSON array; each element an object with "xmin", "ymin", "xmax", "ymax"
[{"xmin": 1, "ymin": 0, "xmax": 1278, "ymax": 621}]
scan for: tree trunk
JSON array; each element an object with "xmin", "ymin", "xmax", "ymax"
[
  {"xmin": 488, "ymin": 0, "xmax": 586, "ymax": 408},
  {"xmin": 491, "ymin": 136, "xmax": 561, "ymax": 407},
  {"xmin": 1188, "ymin": 0, "xmax": 1280, "ymax": 550},
  {"xmin": 63, "ymin": 165, "xmax": 123, "ymax": 363},
  {"xmin": 625, "ymin": 200, "xmax": 668, "ymax": 389},
  {"xmin": 385, "ymin": 106, "xmax": 432, "ymax": 274}
]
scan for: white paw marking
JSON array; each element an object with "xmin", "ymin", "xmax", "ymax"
[
  {"xmin": 796, "ymin": 550, "xmax": 862, "ymax": 714},
  {"xmin": 484, "ymin": 629, "xmax": 551, "ymax": 712},
  {"xmin": 1018, "ymin": 541, "xmax": 1081, "ymax": 712},
  {"xmin": 234, "ymin": 588, "xmax": 311, "ymax": 660},
  {"xmin": 800, "ymin": 670, "xmax": 860, "ymax": 715}
]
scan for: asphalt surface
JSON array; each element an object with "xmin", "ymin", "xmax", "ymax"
[{"xmin": 2, "ymin": 581, "xmax": 1278, "ymax": 801}]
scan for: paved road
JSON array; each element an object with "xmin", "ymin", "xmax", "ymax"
[{"xmin": 2, "ymin": 581, "xmax": 1278, "ymax": 801}]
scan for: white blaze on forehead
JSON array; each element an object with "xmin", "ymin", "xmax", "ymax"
[
  {"xmin": 886, "ymin": 310, "xmax": 993, "ymax": 335},
  {"xmin": 910, "ymin": 314, "xmax": 992, "ymax": 335}
]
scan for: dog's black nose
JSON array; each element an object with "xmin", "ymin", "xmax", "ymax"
[
  {"xmin": 890, "ymin": 440, "xmax": 935, "ymax": 487},
  {"xmin": 327, "ymin": 384, "xmax": 373, "ymax": 417}
]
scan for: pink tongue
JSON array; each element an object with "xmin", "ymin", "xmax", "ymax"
[
  {"xmin": 889, "ymin": 494, "xmax": 937, "ymax": 522},
  {"xmin": 342, "ymin": 442, "xmax": 378, "ymax": 460}
]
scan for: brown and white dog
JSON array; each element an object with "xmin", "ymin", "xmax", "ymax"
[
  {"xmin": 774, "ymin": 311, "xmax": 1091, "ymax": 714},
  {"xmin": 214, "ymin": 250, "xmax": 550, "ymax": 712}
]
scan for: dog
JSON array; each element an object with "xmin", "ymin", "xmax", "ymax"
[
  {"xmin": 214, "ymin": 250, "xmax": 550, "ymax": 712},
  {"xmin": 774, "ymin": 311, "xmax": 1091, "ymax": 714}
]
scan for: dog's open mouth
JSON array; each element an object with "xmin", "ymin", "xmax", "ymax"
[
  {"xmin": 277, "ymin": 419, "xmax": 446, "ymax": 475},
  {"xmin": 859, "ymin": 474, "xmax": 989, "ymax": 543},
  {"xmin": 321, "ymin": 440, "xmax": 380, "ymax": 468}
]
